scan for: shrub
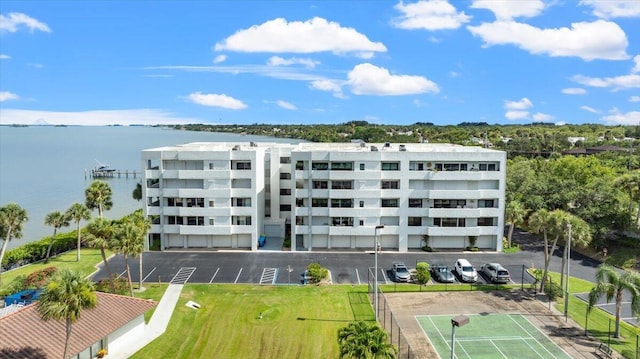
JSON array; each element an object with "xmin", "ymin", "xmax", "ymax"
[
  {"xmin": 306, "ymin": 263, "xmax": 328, "ymax": 284},
  {"xmin": 24, "ymin": 267, "xmax": 58, "ymax": 288},
  {"xmin": 95, "ymin": 275, "xmax": 128, "ymax": 295},
  {"xmin": 414, "ymin": 262, "xmax": 430, "ymax": 286}
]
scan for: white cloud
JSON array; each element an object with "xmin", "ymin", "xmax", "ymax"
[
  {"xmin": 186, "ymin": 92, "xmax": 247, "ymax": 110},
  {"xmin": 213, "ymin": 54, "xmax": 227, "ymax": 64},
  {"xmin": 532, "ymin": 112, "xmax": 554, "ymax": 122},
  {"xmin": 0, "ymin": 54, "xmax": 10, "ymax": 59},
  {"xmin": 630, "ymin": 96, "xmax": 640, "ymax": 102},
  {"xmin": 601, "ymin": 110, "xmax": 640, "ymax": 125},
  {"xmin": 470, "ymin": 0, "xmax": 545, "ymax": 20},
  {"xmin": 0, "ymin": 91, "xmax": 20, "ymax": 102},
  {"xmin": 0, "ymin": 12, "xmax": 51, "ymax": 33},
  {"xmin": 562, "ymin": 87, "xmax": 587, "ymax": 95},
  {"xmin": 572, "ymin": 74, "xmax": 640, "ymax": 90},
  {"xmin": 28, "ymin": 63, "xmax": 43, "ymax": 69},
  {"xmin": 391, "ymin": 0, "xmax": 471, "ymax": 31},
  {"xmin": 267, "ymin": 56, "xmax": 319, "ymax": 68},
  {"xmin": 449, "ymin": 71, "xmax": 461, "ymax": 78},
  {"xmin": 0, "ymin": 109, "xmax": 199, "ymax": 126},
  {"xmin": 580, "ymin": 0, "xmax": 640, "ymax": 18},
  {"xmin": 504, "ymin": 97, "xmax": 533, "ymax": 110},
  {"xmin": 309, "ymin": 79, "xmax": 346, "ymax": 98},
  {"xmin": 276, "ymin": 100, "xmax": 297, "ymax": 110},
  {"xmin": 214, "ymin": 17, "xmax": 387, "ymax": 57},
  {"xmin": 467, "ymin": 20, "xmax": 629, "ymax": 61},
  {"xmin": 633, "ymin": 55, "xmax": 640, "ymax": 73},
  {"xmin": 347, "ymin": 63, "xmax": 439, "ymax": 95},
  {"xmin": 505, "ymin": 110, "xmax": 529, "ymax": 120},
  {"xmin": 580, "ymin": 105, "xmax": 600, "ymax": 114}
]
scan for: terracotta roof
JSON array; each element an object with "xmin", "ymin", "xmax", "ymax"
[{"xmin": 0, "ymin": 292, "xmax": 156, "ymax": 359}]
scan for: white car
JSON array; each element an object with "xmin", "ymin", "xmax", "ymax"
[
  {"xmin": 392, "ymin": 262, "xmax": 411, "ymax": 282},
  {"xmin": 454, "ymin": 259, "xmax": 478, "ymax": 283}
]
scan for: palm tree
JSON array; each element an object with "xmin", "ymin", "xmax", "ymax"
[
  {"xmin": 112, "ymin": 219, "xmax": 144, "ymax": 296},
  {"xmin": 528, "ymin": 209, "xmax": 553, "ymax": 292},
  {"xmin": 85, "ymin": 217, "xmax": 115, "ymax": 292},
  {"xmin": 131, "ymin": 210, "xmax": 151, "ymax": 291},
  {"xmin": 0, "ymin": 203, "xmax": 28, "ymax": 288},
  {"xmin": 588, "ymin": 264, "xmax": 640, "ymax": 338},
  {"xmin": 66, "ymin": 203, "xmax": 91, "ymax": 262},
  {"xmin": 37, "ymin": 269, "xmax": 97, "ymax": 359},
  {"xmin": 505, "ymin": 200, "xmax": 528, "ymax": 248},
  {"xmin": 337, "ymin": 321, "xmax": 397, "ymax": 359},
  {"xmin": 132, "ymin": 182, "xmax": 142, "ymax": 201},
  {"xmin": 44, "ymin": 211, "xmax": 70, "ymax": 263},
  {"xmin": 85, "ymin": 180, "xmax": 113, "ymax": 217},
  {"xmin": 614, "ymin": 170, "xmax": 640, "ymax": 226}
]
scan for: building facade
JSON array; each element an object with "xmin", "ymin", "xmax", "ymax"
[{"xmin": 142, "ymin": 142, "xmax": 506, "ymax": 252}]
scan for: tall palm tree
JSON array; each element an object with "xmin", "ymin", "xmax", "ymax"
[
  {"xmin": 85, "ymin": 217, "xmax": 115, "ymax": 293},
  {"xmin": 528, "ymin": 208, "xmax": 553, "ymax": 292},
  {"xmin": 130, "ymin": 210, "xmax": 151, "ymax": 290},
  {"xmin": 85, "ymin": 180, "xmax": 113, "ymax": 217},
  {"xmin": 505, "ymin": 200, "xmax": 528, "ymax": 248},
  {"xmin": 132, "ymin": 182, "xmax": 143, "ymax": 202},
  {"xmin": 44, "ymin": 211, "xmax": 70, "ymax": 263},
  {"xmin": 558, "ymin": 214, "xmax": 591, "ymax": 290},
  {"xmin": 66, "ymin": 203, "xmax": 91, "ymax": 262},
  {"xmin": 112, "ymin": 219, "xmax": 144, "ymax": 296},
  {"xmin": 0, "ymin": 203, "xmax": 28, "ymax": 288},
  {"xmin": 614, "ymin": 170, "xmax": 640, "ymax": 226},
  {"xmin": 338, "ymin": 321, "xmax": 397, "ymax": 359},
  {"xmin": 588, "ymin": 265, "xmax": 640, "ymax": 338},
  {"xmin": 37, "ymin": 269, "xmax": 97, "ymax": 359}
]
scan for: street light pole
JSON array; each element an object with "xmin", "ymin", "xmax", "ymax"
[
  {"xmin": 451, "ymin": 316, "xmax": 469, "ymax": 359},
  {"xmin": 374, "ymin": 225, "xmax": 384, "ymax": 322},
  {"xmin": 564, "ymin": 223, "xmax": 572, "ymax": 321}
]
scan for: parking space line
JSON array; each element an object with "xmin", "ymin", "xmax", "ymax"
[
  {"xmin": 260, "ymin": 268, "xmax": 278, "ymax": 285},
  {"xmin": 234, "ymin": 268, "xmax": 243, "ymax": 284},
  {"xmin": 209, "ymin": 268, "xmax": 220, "ymax": 284},
  {"xmin": 117, "ymin": 270, "xmax": 127, "ymax": 278},
  {"xmin": 355, "ymin": 269, "xmax": 361, "ymax": 284},
  {"xmin": 381, "ymin": 268, "xmax": 389, "ymax": 284},
  {"xmin": 141, "ymin": 267, "xmax": 156, "ymax": 282},
  {"xmin": 170, "ymin": 267, "xmax": 197, "ymax": 284}
]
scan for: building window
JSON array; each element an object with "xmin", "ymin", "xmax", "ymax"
[
  {"xmin": 359, "ymin": 201, "xmax": 364, "ymax": 208},
  {"xmin": 186, "ymin": 216, "xmax": 204, "ymax": 226},
  {"xmin": 312, "ymin": 162, "xmax": 329, "ymax": 170},
  {"xmin": 166, "ymin": 216, "xmax": 184, "ymax": 225},
  {"xmin": 295, "ymin": 161, "xmax": 306, "ymax": 170},
  {"xmin": 232, "ymin": 216, "xmax": 252, "ymax": 225},
  {"xmin": 312, "ymin": 198, "xmax": 329, "ymax": 207},
  {"xmin": 409, "ymin": 162, "xmax": 424, "ymax": 171},
  {"xmin": 359, "ymin": 163, "xmax": 365, "ymax": 170},
  {"xmin": 331, "ymin": 199, "xmax": 353, "ymax": 208},
  {"xmin": 409, "ymin": 198, "xmax": 423, "ymax": 208},
  {"xmin": 359, "ymin": 220, "xmax": 364, "ymax": 225},
  {"xmin": 381, "ymin": 162, "xmax": 399, "ymax": 171},
  {"xmin": 331, "ymin": 217, "xmax": 353, "ymax": 226},
  {"xmin": 296, "ymin": 198, "xmax": 306, "ymax": 207},
  {"xmin": 209, "ymin": 200, "xmax": 215, "ymax": 207},
  {"xmin": 381, "ymin": 180, "xmax": 400, "ymax": 189},
  {"xmin": 478, "ymin": 199, "xmax": 495, "ymax": 208},
  {"xmin": 280, "ymin": 188, "xmax": 291, "ymax": 195},
  {"xmin": 331, "ymin": 162, "xmax": 353, "ymax": 171},
  {"xmin": 312, "ymin": 180, "xmax": 328, "ymax": 189},
  {"xmin": 280, "ymin": 156, "xmax": 291, "ymax": 164},
  {"xmin": 479, "ymin": 163, "xmax": 498, "ymax": 171},
  {"xmin": 433, "ymin": 218, "xmax": 465, "ymax": 227},
  {"xmin": 381, "ymin": 199, "xmax": 399, "ymax": 208},
  {"xmin": 478, "ymin": 217, "xmax": 496, "ymax": 226},
  {"xmin": 209, "ymin": 163, "xmax": 214, "ymax": 170},
  {"xmin": 433, "ymin": 199, "xmax": 466, "ymax": 208},
  {"xmin": 232, "ymin": 198, "xmax": 252, "ymax": 207},
  {"xmin": 280, "ymin": 172, "xmax": 291, "ymax": 180},
  {"xmin": 209, "ymin": 218, "xmax": 214, "ymax": 225},
  {"xmin": 186, "ymin": 198, "xmax": 204, "ymax": 208},
  {"xmin": 233, "ymin": 161, "xmax": 252, "ymax": 170},
  {"xmin": 296, "ymin": 216, "xmax": 307, "ymax": 225},
  {"xmin": 408, "ymin": 217, "xmax": 422, "ymax": 226},
  {"xmin": 332, "ymin": 180, "xmax": 353, "ymax": 189},
  {"xmin": 280, "ymin": 204, "xmax": 292, "ymax": 212}
]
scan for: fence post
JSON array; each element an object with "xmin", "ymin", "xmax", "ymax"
[{"xmin": 521, "ymin": 265, "xmax": 525, "ymax": 291}]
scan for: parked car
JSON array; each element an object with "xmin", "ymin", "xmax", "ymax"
[
  {"xmin": 480, "ymin": 263, "xmax": 510, "ymax": 284},
  {"xmin": 454, "ymin": 259, "xmax": 478, "ymax": 283},
  {"xmin": 392, "ymin": 262, "xmax": 411, "ymax": 282},
  {"xmin": 430, "ymin": 264, "xmax": 455, "ymax": 283}
]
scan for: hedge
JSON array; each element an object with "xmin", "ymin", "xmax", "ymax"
[{"xmin": 1, "ymin": 231, "xmax": 79, "ymax": 271}]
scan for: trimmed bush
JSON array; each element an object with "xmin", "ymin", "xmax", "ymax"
[{"xmin": 306, "ymin": 263, "xmax": 328, "ymax": 284}]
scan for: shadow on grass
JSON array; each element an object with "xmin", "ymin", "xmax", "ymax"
[
  {"xmin": 348, "ymin": 291, "xmax": 374, "ymax": 321},
  {"xmin": 296, "ymin": 317, "xmax": 356, "ymax": 322}
]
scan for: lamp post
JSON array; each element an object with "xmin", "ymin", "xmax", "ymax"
[
  {"xmin": 564, "ymin": 223, "xmax": 572, "ymax": 322},
  {"xmin": 374, "ymin": 225, "xmax": 384, "ymax": 322},
  {"xmin": 451, "ymin": 315, "xmax": 469, "ymax": 359}
]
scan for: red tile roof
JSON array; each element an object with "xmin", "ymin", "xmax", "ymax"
[{"xmin": 0, "ymin": 292, "xmax": 156, "ymax": 359}]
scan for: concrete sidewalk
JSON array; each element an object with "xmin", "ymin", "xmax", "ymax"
[{"xmin": 109, "ymin": 284, "xmax": 184, "ymax": 358}]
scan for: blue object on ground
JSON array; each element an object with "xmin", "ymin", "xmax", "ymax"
[{"xmin": 258, "ymin": 235, "xmax": 266, "ymax": 247}]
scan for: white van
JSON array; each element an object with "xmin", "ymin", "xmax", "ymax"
[{"xmin": 454, "ymin": 259, "xmax": 478, "ymax": 283}]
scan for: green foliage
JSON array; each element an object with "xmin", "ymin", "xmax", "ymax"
[
  {"xmin": 94, "ymin": 275, "xmax": 129, "ymax": 295},
  {"xmin": 25, "ymin": 267, "xmax": 59, "ymax": 288},
  {"xmin": 1, "ymin": 232, "xmax": 76, "ymax": 270},
  {"xmin": 337, "ymin": 321, "xmax": 398, "ymax": 359},
  {"xmin": 306, "ymin": 263, "xmax": 329, "ymax": 284},
  {"xmin": 414, "ymin": 262, "xmax": 430, "ymax": 286}
]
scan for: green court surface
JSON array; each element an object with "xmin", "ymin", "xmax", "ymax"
[{"xmin": 417, "ymin": 313, "xmax": 572, "ymax": 359}]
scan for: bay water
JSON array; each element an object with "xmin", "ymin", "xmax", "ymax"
[{"xmin": 0, "ymin": 126, "xmax": 299, "ymax": 250}]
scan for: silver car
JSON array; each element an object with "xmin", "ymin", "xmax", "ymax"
[
  {"xmin": 480, "ymin": 263, "xmax": 510, "ymax": 284},
  {"xmin": 392, "ymin": 262, "xmax": 411, "ymax": 282}
]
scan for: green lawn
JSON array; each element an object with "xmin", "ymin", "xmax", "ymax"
[
  {"xmin": 0, "ymin": 248, "xmax": 111, "ymax": 291},
  {"xmin": 130, "ymin": 284, "xmax": 373, "ymax": 359}
]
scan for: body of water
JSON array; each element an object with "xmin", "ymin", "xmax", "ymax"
[{"xmin": 0, "ymin": 126, "xmax": 299, "ymax": 250}]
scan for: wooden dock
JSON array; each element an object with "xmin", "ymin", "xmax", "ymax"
[{"xmin": 86, "ymin": 169, "xmax": 140, "ymax": 179}]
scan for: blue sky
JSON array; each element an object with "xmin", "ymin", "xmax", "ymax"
[{"xmin": 0, "ymin": 0, "xmax": 639, "ymax": 126}]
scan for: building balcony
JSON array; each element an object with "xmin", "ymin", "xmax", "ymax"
[
  {"xmin": 179, "ymin": 225, "xmax": 231, "ymax": 235},
  {"xmin": 329, "ymin": 226, "xmax": 358, "ymax": 236},
  {"xmin": 230, "ymin": 207, "xmax": 255, "ymax": 216},
  {"xmin": 311, "ymin": 226, "xmax": 330, "ymax": 235},
  {"xmin": 428, "ymin": 189, "xmax": 501, "ymax": 199}
]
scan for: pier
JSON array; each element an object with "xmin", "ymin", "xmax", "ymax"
[{"xmin": 86, "ymin": 169, "xmax": 140, "ymax": 179}]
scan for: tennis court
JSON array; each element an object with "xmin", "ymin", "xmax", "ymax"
[{"xmin": 417, "ymin": 313, "xmax": 572, "ymax": 359}]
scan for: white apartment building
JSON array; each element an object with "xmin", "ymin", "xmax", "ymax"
[{"xmin": 142, "ymin": 141, "xmax": 506, "ymax": 252}]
